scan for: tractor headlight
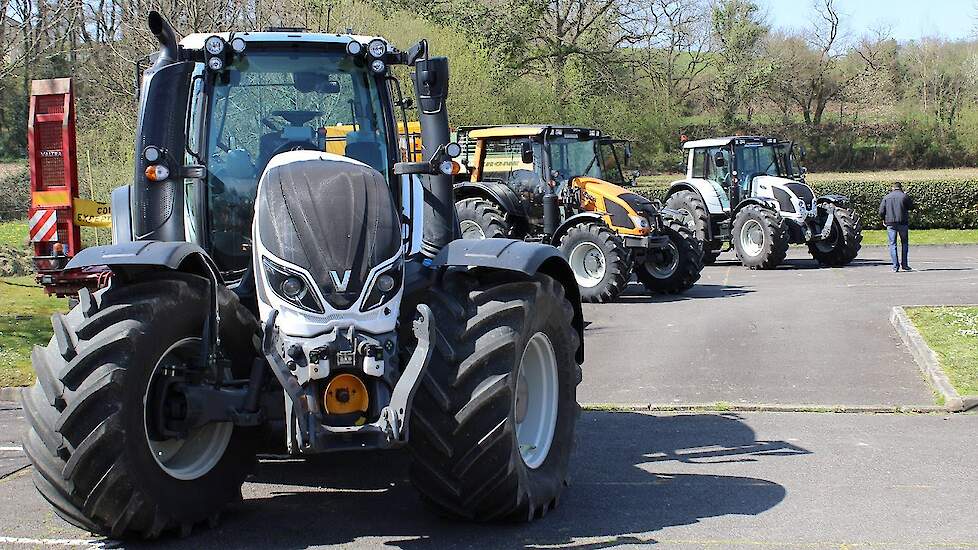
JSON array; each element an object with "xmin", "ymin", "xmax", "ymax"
[
  {"xmin": 361, "ymin": 260, "xmax": 402, "ymax": 312},
  {"xmin": 230, "ymin": 37, "xmax": 247, "ymax": 53},
  {"xmin": 369, "ymin": 59, "xmax": 386, "ymax": 74},
  {"xmin": 142, "ymin": 146, "xmax": 162, "ymax": 163},
  {"xmin": 262, "ymin": 257, "xmax": 324, "ymax": 313},
  {"xmin": 629, "ymin": 215, "xmax": 650, "ymax": 230},
  {"xmin": 205, "ymin": 35, "xmax": 225, "ymax": 55},
  {"xmin": 346, "ymin": 41, "xmax": 363, "ymax": 56},
  {"xmin": 207, "ymin": 56, "xmax": 224, "ymax": 71},
  {"xmin": 367, "ymin": 39, "xmax": 388, "ymax": 58}
]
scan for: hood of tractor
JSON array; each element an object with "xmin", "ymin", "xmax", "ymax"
[
  {"xmin": 753, "ymin": 175, "xmax": 816, "ymax": 212},
  {"xmin": 572, "ymin": 177, "xmax": 655, "ymax": 236},
  {"xmin": 255, "ymin": 152, "xmax": 401, "ymax": 310}
]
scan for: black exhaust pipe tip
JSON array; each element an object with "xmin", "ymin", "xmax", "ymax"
[{"xmin": 147, "ymin": 11, "xmax": 180, "ymax": 64}]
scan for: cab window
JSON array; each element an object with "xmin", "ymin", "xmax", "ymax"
[{"xmin": 480, "ymin": 137, "xmax": 545, "ymax": 195}]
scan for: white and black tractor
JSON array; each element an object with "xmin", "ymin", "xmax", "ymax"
[
  {"xmin": 665, "ymin": 136, "xmax": 862, "ymax": 269},
  {"xmin": 21, "ymin": 13, "xmax": 584, "ymax": 539}
]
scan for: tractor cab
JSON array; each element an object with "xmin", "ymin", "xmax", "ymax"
[
  {"xmin": 181, "ymin": 33, "xmax": 403, "ymax": 280},
  {"xmin": 458, "ymin": 125, "xmax": 638, "ymax": 227}
]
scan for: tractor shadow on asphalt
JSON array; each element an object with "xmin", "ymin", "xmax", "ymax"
[
  {"xmin": 710, "ymin": 257, "xmax": 892, "ymax": 270},
  {"xmin": 617, "ymin": 282, "xmax": 755, "ymax": 303},
  {"xmin": 167, "ymin": 412, "xmax": 806, "ymax": 549}
]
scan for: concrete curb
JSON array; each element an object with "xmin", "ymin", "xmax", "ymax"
[
  {"xmin": 0, "ymin": 387, "xmax": 23, "ymax": 402},
  {"xmin": 890, "ymin": 306, "xmax": 978, "ymax": 413},
  {"xmin": 582, "ymin": 402, "xmax": 947, "ymax": 414}
]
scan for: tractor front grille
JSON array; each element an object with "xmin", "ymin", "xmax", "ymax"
[{"xmin": 785, "ymin": 183, "xmax": 815, "ymax": 209}]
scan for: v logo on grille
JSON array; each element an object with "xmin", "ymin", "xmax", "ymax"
[{"xmin": 329, "ymin": 270, "xmax": 352, "ymax": 292}]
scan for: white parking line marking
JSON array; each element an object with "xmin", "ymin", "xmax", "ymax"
[
  {"xmin": 0, "ymin": 536, "xmax": 107, "ymax": 547},
  {"xmin": 0, "ymin": 446, "xmax": 23, "ymax": 452}
]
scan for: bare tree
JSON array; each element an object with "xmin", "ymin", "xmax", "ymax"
[
  {"xmin": 764, "ymin": 0, "xmax": 885, "ymax": 126},
  {"xmin": 626, "ymin": 0, "xmax": 710, "ymax": 112}
]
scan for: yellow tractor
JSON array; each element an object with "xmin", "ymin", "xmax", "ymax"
[{"xmin": 454, "ymin": 125, "xmax": 703, "ymax": 302}]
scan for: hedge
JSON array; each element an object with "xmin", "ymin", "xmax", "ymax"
[{"xmin": 635, "ymin": 178, "xmax": 978, "ymax": 230}]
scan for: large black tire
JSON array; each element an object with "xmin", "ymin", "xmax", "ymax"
[
  {"xmin": 557, "ymin": 223, "xmax": 630, "ymax": 303},
  {"xmin": 636, "ymin": 219, "xmax": 704, "ymax": 294},
  {"xmin": 808, "ymin": 206, "xmax": 862, "ymax": 266},
  {"xmin": 456, "ymin": 198, "xmax": 509, "ymax": 239},
  {"xmin": 732, "ymin": 205, "xmax": 789, "ymax": 269},
  {"xmin": 408, "ymin": 271, "xmax": 581, "ymax": 521},
  {"xmin": 666, "ymin": 189, "xmax": 719, "ymax": 263},
  {"xmin": 22, "ymin": 272, "xmax": 259, "ymax": 539}
]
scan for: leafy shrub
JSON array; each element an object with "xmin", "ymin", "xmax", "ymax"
[
  {"xmin": 0, "ymin": 165, "xmax": 30, "ymax": 222},
  {"xmin": 635, "ymin": 177, "xmax": 978, "ymax": 230},
  {"xmin": 0, "ymin": 244, "xmax": 32, "ymax": 276}
]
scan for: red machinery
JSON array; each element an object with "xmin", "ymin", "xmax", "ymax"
[{"xmin": 27, "ymin": 78, "xmax": 108, "ymax": 297}]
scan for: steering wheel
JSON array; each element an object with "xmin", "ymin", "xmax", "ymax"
[{"xmin": 270, "ymin": 110, "xmax": 325, "ymax": 125}]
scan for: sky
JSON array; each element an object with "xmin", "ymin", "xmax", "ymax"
[{"xmin": 763, "ymin": 0, "xmax": 976, "ymax": 42}]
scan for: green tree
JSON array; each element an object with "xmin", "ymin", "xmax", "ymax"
[{"xmin": 708, "ymin": 0, "xmax": 770, "ymax": 125}]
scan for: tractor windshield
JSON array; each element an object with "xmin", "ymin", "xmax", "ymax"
[
  {"xmin": 548, "ymin": 135, "xmax": 602, "ymax": 184},
  {"xmin": 189, "ymin": 50, "xmax": 390, "ymax": 277},
  {"xmin": 733, "ymin": 142, "xmax": 794, "ymax": 179}
]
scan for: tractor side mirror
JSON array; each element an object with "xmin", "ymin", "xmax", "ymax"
[
  {"xmin": 624, "ymin": 143, "xmax": 632, "ymax": 166},
  {"xmin": 521, "ymin": 142, "xmax": 534, "ymax": 165},
  {"xmin": 799, "ymin": 146, "xmax": 807, "ymax": 160},
  {"xmin": 713, "ymin": 151, "xmax": 726, "ymax": 167}
]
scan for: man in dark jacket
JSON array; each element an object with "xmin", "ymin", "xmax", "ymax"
[{"xmin": 879, "ymin": 182, "xmax": 915, "ymax": 272}]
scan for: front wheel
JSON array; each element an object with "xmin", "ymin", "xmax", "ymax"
[
  {"xmin": 21, "ymin": 272, "xmax": 259, "ymax": 539},
  {"xmin": 408, "ymin": 271, "xmax": 581, "ymax": 521},
  {"xmin": 732, "ymin": 205, "xmax": 789, "ymax": 269},
  {"xmin": 558, "ymin": 223, "xmax": 630, "ymax": 303},
  {"xmin": 808, "ymin": 206, "xmax": 862, "ymax": 266},
  {"xmin": 636, "ymin": 219, "xmax": 704, "ymax": 294}
]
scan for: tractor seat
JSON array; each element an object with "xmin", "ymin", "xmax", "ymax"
[{"xmin": 343, "ymin": 130, "xmax": 383, "ymax": 171}]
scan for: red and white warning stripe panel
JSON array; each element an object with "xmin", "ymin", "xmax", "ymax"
[{"xmin": 29, "ymin": 208, "xmax": 59, "ymax": 242}]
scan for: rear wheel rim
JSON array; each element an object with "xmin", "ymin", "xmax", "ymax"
[
  {"xmin": 515, "ymin": 332, "xmax": 558, "ymax": 470},
  {"xmin": 646, "ymin": 241, "xmax": 680, "ymax": 279},
  {"xmin": 740, "ymin": 219, "xmax": 765, "ymax": 257},
  {"xmin": 460, "ymin": 219, "xmax": 486, "ymax": 239},
  {"xmin": 568, "ymin": 241, "xmax": 607, "ymax": 288},
  {"xmin": 144, "ymin": 337, "xmax": 233, "ymax": 481}
]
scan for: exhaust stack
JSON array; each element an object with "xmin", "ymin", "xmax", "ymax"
[
  {"xmin": 410, "ymin": 56, "xmax": 454, "ymax": 257},
  {"xmin": 147, "ymin": 11, "xmax": 181, "ymax": 67}
]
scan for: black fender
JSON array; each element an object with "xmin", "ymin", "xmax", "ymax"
[
  {"xmin": 733, "ymin": 197, "xmax": 780, "ymax": 215},
  {"xmin": 432, "ymin": 238, "xmax": 584, "ymax": 363},
  {"xmin": 65, "ymin": 240, "xmax": 223, "ymax": 284},
  {"xmin": 816, "ymin": 194, "xmax": 849, "ymax": 208},
  {"xmin": 454, "ymin": 181, "xmax": 527, "ymax": 218},
  {"xmin": 549, "ymin": 212, "xmax": 606, "ymax": 247}
]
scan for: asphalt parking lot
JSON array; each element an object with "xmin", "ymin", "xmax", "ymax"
[
  {"xmin": 580, "ymin": 245, "xmax": 978, "ymax": 407},
  {"xmin": 2, "ymin": 245, "xmax": 977, "ymax": 548},
  {"xmin": 2, "ymin": 405, "xmax": 977, "ymax": 549}
]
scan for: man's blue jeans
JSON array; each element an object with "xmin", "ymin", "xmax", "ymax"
[{"xmin": 887, "ymin": 223, "xmax": 909, "ymax": 269}]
